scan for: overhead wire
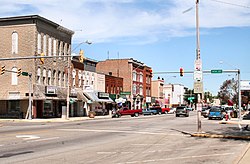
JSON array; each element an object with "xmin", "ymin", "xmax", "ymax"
[{"xmin": 209, "ymin": 0, "xmax": 250, "ymax": 9}]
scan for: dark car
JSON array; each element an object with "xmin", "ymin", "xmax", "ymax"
[
  {"xmin": 208, "ymin": 107, "xmax": 224, "ymax": 120},
  {"xmin": 142, "ymin": 108, "xmax": 158, "ymax": 115},
  {"xmin": 201, "ymin": 107, "xmax": 210, "ymax": 118},
  {"xmin": 175, "ymin": 106, "xmax": 189, "ymax": 117}
]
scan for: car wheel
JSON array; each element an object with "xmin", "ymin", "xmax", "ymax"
[
  {"xmin": 134, "ymin": 113, "xmax": 139, "ymax": 117},
  {"xmin": 151, "ymin": 113, "xmax": 153, "ymax": 115},
  {"xmin": 176, "ymin": 114, "xmax": 179, "ymax": 117},
  {"xmin": 159, "ymin": 112, "xmax": 162, "ymax": 115},
  {"xmin": 115, "ymin": 114, "xmax": 119, "ymax": 118}
]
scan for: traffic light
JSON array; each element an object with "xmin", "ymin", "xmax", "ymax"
[
  {"xmin": 40, "ymin": 53, "xmax": 45, "ymax": 64},
  {"xmin": 180, "ymin": 67, "xmax": 184, "ymax": 77},
  {"xmin": 79, "ymin": 50, "xmax": 84, "ymax": 63},
  {"xmin": 17, "ymin": 68, "xmax": 22, "ymax": 77},
  {"xmin": 1, "ymin": 66, "xmax": 5, "ymax": 75}
]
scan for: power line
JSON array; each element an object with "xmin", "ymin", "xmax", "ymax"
[{"xmin": 210, "ymin": 0, "xmax": 250, "ymax": 9}]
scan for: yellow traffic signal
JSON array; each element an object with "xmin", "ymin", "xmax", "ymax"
[
  {"xmin": 180, "ymin": 67, "xmax": 184, "ymax": 77},
  {"xmin": 17, "ymin": 68, "xmax": 22, "ymax": 77},
  {"xmin": 79, "ymin": 50, "xmax": 84, "ymax": 63},
  {"xmin": 1, "ymin": 66, "xmax": 5, "ymax": 75},
  {"xmin": 40, "ymin": 53, "xmax": 45, "ymax": 64}
]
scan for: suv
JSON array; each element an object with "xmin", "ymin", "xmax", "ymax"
[{"xmin": 176, "ymin": 106, "xmax": 189, "ymax": 117}]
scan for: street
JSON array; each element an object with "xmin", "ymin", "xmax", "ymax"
[{"xmin": 0, "ymin": 112, "xmax": 248, "ymax": 164}]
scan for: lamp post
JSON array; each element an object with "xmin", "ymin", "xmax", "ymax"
[{"xmin": 62, "ymin": 40, "xmax": 92, "ymax": 119}]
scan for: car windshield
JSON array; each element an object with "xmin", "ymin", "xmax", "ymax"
[
  {"xmin": 176, "ymin": 107, "xmax": 185, "ymax": 111},
  {"xmin": 210, "ymin": 108, "xmax": 221, "ymax": 112}
]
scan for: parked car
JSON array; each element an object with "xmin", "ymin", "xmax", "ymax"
[
  {"xmin": 142, "ymin": 108, "xmax": 158, "ymax": 115},
  {"xmin": 186, "ymin": 107, "xmax": 194, "ymax": 111},
  {"xmin": 201, "ymin": 107, "xmax": 210, "ymax": 118},
  {"xmin": 162, "ymin": 107, "xmax": 170, "ymax": 114},
  {"xmin": 208, "ymin": 107, "xmax": 224, "ymax": 120},
  {"xmin": 175, "ymin": 106, "xmax": 189, "ymax": 117},
  {"xmin": 168, "ymin": 107, "xmax": 176, "ymax": 114},
  {"xmin": 112, "ymin": 107, "xmax": 142, "ymax": 118}
]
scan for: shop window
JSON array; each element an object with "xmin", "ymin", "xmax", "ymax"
[{"xmin": 8, "ymin": 100, "xmax": 20, "ymax": 113}]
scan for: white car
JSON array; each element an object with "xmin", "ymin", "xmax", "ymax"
[{"xmin": 168, "ymin": 107, "xmax": 176, "ymax": 114}]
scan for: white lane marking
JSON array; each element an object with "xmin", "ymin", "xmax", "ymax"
[
  {"xmin": 27, "ymin": 137, "xmax": 59, "ymax": 143},
  {"xmin": 97, "ymin": 152, "xmax": 117, "ymax": 155},
  {"xmin": 131, "ymin": 143, "xmax": 164, "ymax": 146},
  {"xmin": 116, "ymin": 152, "xmax": 234, "ymax": 164},
  {"xmin": 0, "ymin": 145, "xmax": 3, "ymax": 147},
  {"xmin": 57, "ymin": 129, "xmax": 185, "ymax": 136},
  {"xmin": 16, "ymin": 135, "xmax": 40, "ymax": 140}
]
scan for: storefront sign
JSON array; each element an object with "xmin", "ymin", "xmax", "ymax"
[
  {"xmin": 120, "ymin": 92, "xmax": 131, "ymax": 95},
  {"xmin": 46, "ymin": 86, "xmax": 57, "ymax": 94},
  {"xmin": 146, "ymin": 97, "xmax": 151, "ymax": 103},
  {"xmin": 98, "ymin": 92, "xmax": 109, "ymax": 98},
  {"xmin": 241, "ymin": 81, "xmax": 250, "ymax": 90}
]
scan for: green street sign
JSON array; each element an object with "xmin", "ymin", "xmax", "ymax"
[
  {"xmin": 120, "ymin": 92, "xmax": 131, "ymax": 95},
  {"xmin": 211, "ymin": 69, "xmax": 223, "ymax": 74},
  {"xmin": 188, "ymin": 97, "xmax": 195, "ymax": 100},
  {"xmin": 21, "ymin": 72, "xmax": 29, "ymax": 76}
]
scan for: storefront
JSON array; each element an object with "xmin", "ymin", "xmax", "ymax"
[{"xmin": 83, "ymin": 91, "xmax": 114, "ymax": 116}]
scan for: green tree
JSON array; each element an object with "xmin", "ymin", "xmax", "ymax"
[{"xmin": 217, "ymin": 78, "xmax": 238, "ymax": 105}]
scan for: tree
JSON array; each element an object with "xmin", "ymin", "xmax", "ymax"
[{"xmin": 217, "ymin": 78, "xmax": 238, "ymax": 105}]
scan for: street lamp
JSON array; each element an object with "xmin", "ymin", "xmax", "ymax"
[{"xmin": 62, "ymin": 40, "xmax": 92, "ymax": 119}]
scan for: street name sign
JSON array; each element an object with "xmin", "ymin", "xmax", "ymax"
[{"xmin": 211, "ymin": 69, "xmax": 223, "ymax": 74}]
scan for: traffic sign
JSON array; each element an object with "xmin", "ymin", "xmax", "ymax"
[
  {"xmin": 211, "ymin": 69, "xmax": 223, "ymax": 73},
  {"xmin": 194, "ymin": 81, "xmax": 203, "ymax": 93},
  {"xmin": 194, "ymin": 70, "xmax": 202, "ymax": 81},
  {"xmin": 21, "ymin": 72, "xmax": 29, "ymax": 76}
]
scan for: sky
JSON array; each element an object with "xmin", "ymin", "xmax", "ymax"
[{"xmin": 0, "ymin": 0, "xmax": 250, "ymax": 95}]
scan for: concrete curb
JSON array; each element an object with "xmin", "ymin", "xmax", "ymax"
[{"xmin": 191, "ymin": 133, "xmax": 250, "ymax": 140}]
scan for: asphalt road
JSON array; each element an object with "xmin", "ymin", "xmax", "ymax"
[{"xmin": 0, "ymin": 112, "xmax": 248, "ymax": 164}]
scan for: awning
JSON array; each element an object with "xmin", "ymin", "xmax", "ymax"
[
  {"xmin": 77, "ymin": 92, "xmax": 88, "ymax": 102},
  {"xmin": 83, "ymin": 91, "xmax": 113, "ymax": 103}
]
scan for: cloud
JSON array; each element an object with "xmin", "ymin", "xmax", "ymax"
[{"xmin": 0, "ymin": 0, "xmax": 249, "ymax": 44}]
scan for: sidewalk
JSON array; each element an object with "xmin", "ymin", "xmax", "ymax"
[{"xmin": 0, "ymin": 115, "xmax": 112, "ymax": 123}]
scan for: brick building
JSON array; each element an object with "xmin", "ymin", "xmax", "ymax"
[
  {"xmin": 151, "ymin": 77, "xmax": 165, "ymax": 106},
  {"xmin": 96, "ymin": 58, "xmax": 152, "ymax": 109},
  {"xmin": 0, "ymin": 15, "xmax": 74, "ymax": 118}
]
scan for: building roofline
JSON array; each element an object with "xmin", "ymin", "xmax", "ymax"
[{"xmin": 0, "ymin": 15, "xmax": 74, "ymax": 35}]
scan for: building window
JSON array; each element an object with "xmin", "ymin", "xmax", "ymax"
[
  {"xmin": 62, "ymin": 72, "xmax": 65, "ymax": 87},
  {"xmin": 11, "ymin": 67, "xmax": 18, "ymax": 85},
  {"xmin": 37, "ymin": 67, "xmax": 41, "ymax": 84},
  {"xmin": 133, "ymin": 72, "xmax": 136, "ymax": 81},
  {"xmin": 12, "ymin": 32, "xmax": 18, "ymax": 54},
  {"xmin": 37, "ymin": 33, "xmax": 41, "ymax": 54},
  {"xmin": 139, "ymin": 85, "xmax": 143, "ymax": 95},
  {"xmin": 48, "ymin": 37, "xmax": 52, "ymax": 56},
  {"xmin": 72, "ymin": 69, "xmax": 76, "ymax": 87},
  {"xmin": 133, "ymin": 84, "xmax": 136, "ymax": 94},
  {"xmin": 53, "ymin": 39, "xmax": 57, "ymax": 56},
  {"xmin": 53, "ymin": 70, "xmax": 56, "ymax": 86},
  {"xmin": 64, "ymin": 43, "xmax": 67, "ymax": 61},
  {"xmin": 43, "ymin": 68, "xmax": 46, "ymax": 85},
  {"xmin": 78, "ymin": 71, "xmax": 82, "ymax": 87},
  {"xmin": 58, "ymin": 71, "xmax": 61, "ymax": 86},
  {"xmin": 140, "ymin": 73, "xmax": 143, "ymax": 83},
  {"xmin": 8, "ymin": 100, "xmax": 20, "ymax": 113},
  {"xmin": 43, "ymin": 35, "xmax": 47, "ymax": 56},
  {"xmin": 48, "ymin": 69, "xmax": 51, "ymax": 85}
]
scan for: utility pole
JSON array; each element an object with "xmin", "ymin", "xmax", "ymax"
[{"xmin": 194, "ymin": 0, "xmax": 203, "ymax": 133}]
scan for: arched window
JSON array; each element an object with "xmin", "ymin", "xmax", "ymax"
[
  {"xmin": 37, "ymin": 67, "xmax": 41, "ymax": 84},
  {"xmin": 43, "ymin": 68, "xmax": 46, "ymax": 85},
  {"xmin": 48, "ymin": 69, "xmax": 51, "ymax": 85},
  {"xmin": 58, "ymin": 71, "xmax": 61, "ymax": 86},
  {"xmin": 12, "ymin": 32, "xmax": 18, "ymax": 54},
  {"xmin": 11, "ymin": 67, "xmax": 18, "ymax": 85}
]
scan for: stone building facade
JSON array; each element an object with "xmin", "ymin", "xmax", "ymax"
[{"xmin": 0, "ymin": 15, "xmax": 74, "ymax": 118}]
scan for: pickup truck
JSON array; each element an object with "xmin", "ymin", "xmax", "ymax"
[{"xmin": 112, "ymin": 107, "xmax": 142, "ymax": 118}]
